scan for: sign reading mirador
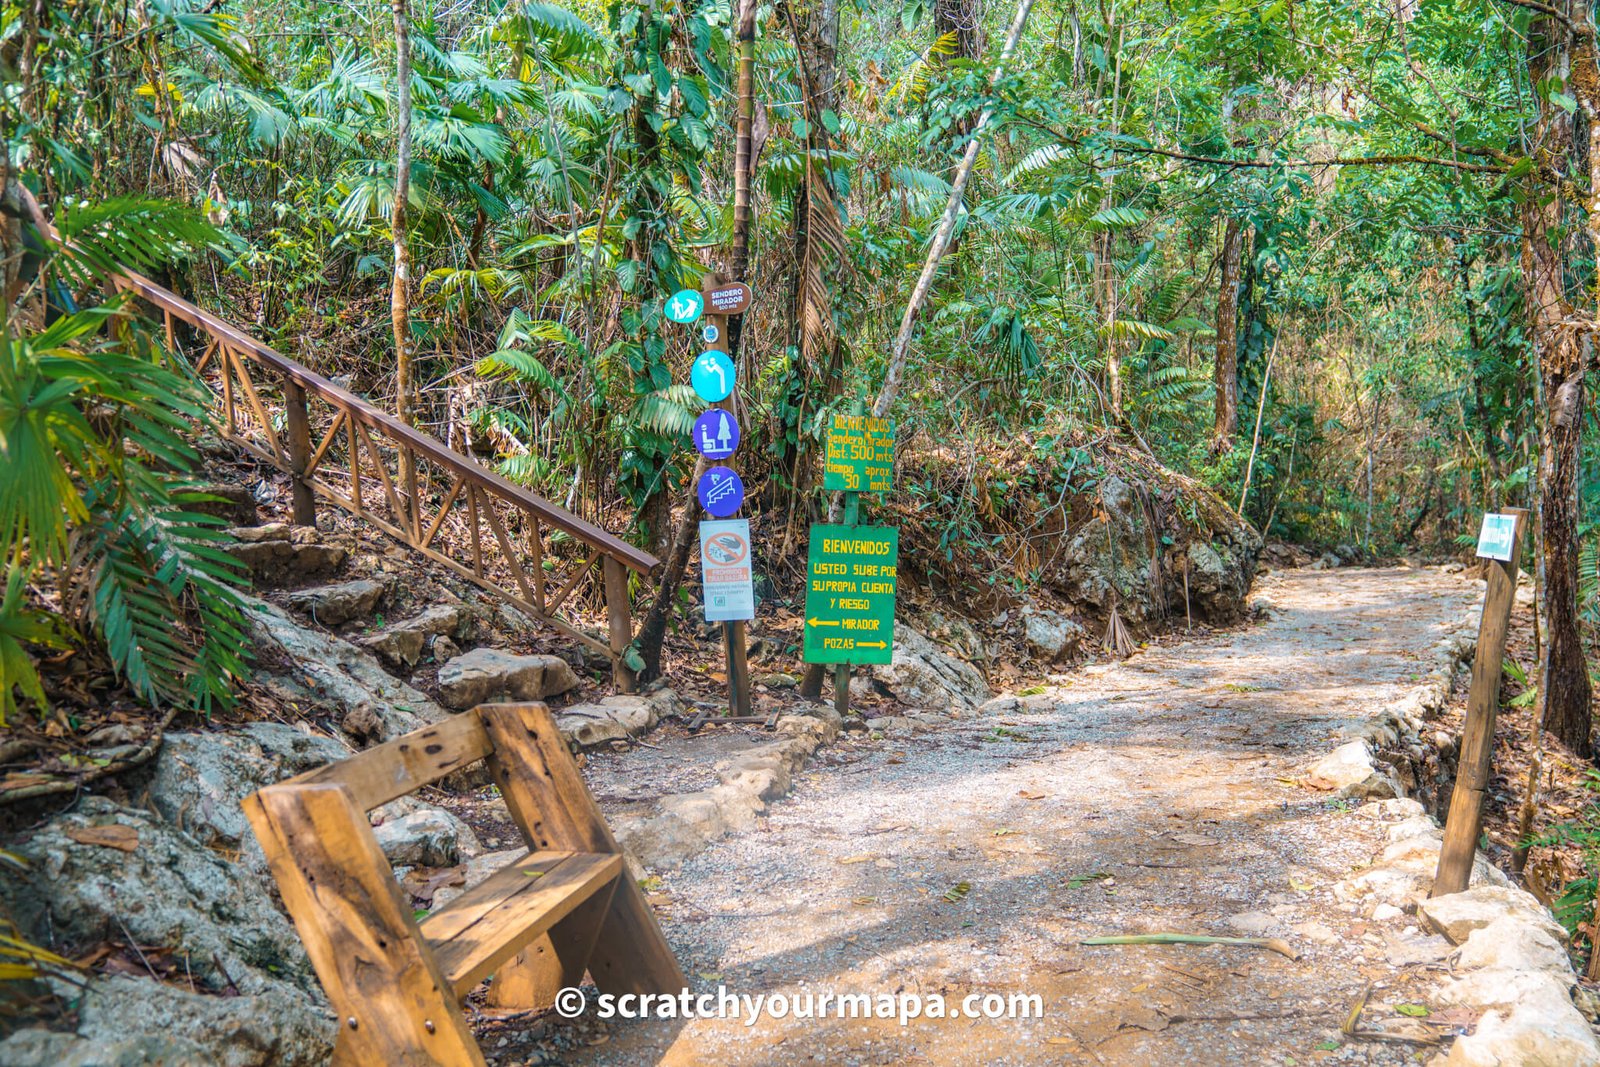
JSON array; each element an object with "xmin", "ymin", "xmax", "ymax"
[
  {"xmin": 803, "ymin": 525, "xmax": 898, "ymax": 665},
  {"xmin": 824, "ymin": 414, "xmax": 895, "ymax": 493}
]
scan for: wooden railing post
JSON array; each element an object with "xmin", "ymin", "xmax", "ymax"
[
  {"xmin": 602, "ymin": 557, "xmax": 638, "ymax": 694},
  {"xmin": 283, "ymin": 379, "xmax": 318, "ymax": 527},
  {"xmin": 1432, "ymin": 508, "xmax": 1528, "ymax": 897}
]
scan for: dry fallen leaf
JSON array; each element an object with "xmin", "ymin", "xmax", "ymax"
[
  {"xmin": 839, "ymin": 855, "xmax": 874, "ymax": 865},
  {"xmin": 66, "ymin": 825, "xmax": 140, "ymax": 852},
  {"xmin": 1018, "ymin": 790, "xmax": 1047, "ymax": 800}
]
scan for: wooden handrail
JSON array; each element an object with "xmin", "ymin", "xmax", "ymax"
[
  {"xmin": 110, "ymin": 267, "xmax": 657, "ymax": 574},
  {"xmin": 42, "ymin": 212, "xmax": 656, "ymax": 691}
]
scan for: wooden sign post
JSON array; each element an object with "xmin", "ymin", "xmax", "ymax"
[{"xmin": 1432, "ymin": 508, "xmax": 1528, "ymax": 897}]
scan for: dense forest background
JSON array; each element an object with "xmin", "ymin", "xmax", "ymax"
[{"xmin": 5, "ymin": 0, "xmax": 1600, "ymax": 749}]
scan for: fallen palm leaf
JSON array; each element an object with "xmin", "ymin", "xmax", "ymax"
[
  {"xmin": 1081, "ymin": 932, "xmax": 1298, "ymax": 960},
  {"xmin": 1066, "ymin": 871, "xmax": 1112, "ymax": 889},
  {"xmin": 942, "ymin": 881, "xmax": 972, "ymax": 903},
  {"xmin": 993, "ymin": 827, "xmax": 1020, "ymax": 837}
]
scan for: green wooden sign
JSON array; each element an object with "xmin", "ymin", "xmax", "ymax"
[
  {"xmin": 802, "ymin": 524, "xmax": 898, "ymax": 665},
  {"xmin": 823, "ymin": 414, "xmax": 895, "ymax": 492}
]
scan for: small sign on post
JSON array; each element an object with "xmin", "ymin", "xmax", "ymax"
[
  {"xmin": 1475, "ymin": 513, "xmax": 1518, "ymax": 562},
  {"xmin": 824, "ymin": 414, "xmax": 896, "ymax": 493},
  {"xmin": 700, "ymin": 519, "xmax": 755, "ymax": 622},
  {"xmin": 1433, "ymin": 508, "xmax": 1528, "ymax": 897},
  {"xmin": 802, "ymin": 525, "xmax": 898, "ymax": 666}
]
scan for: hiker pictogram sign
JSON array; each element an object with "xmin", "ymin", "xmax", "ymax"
[{"xmin": 803, "ymin": 524, "xmax": 898, "ymax": 665}]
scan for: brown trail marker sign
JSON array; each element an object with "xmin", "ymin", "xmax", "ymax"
[{"xmin": 1432, "ymin": 508, "xmax": 1527, "ymax": 897}]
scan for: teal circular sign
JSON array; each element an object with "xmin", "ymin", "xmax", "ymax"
[
  {"xmin": 665, "ymin": 289, "xmax": 703, "ymax": 324},
  {"xmin": 691, "ymin": 350, "xmax": 735, "ymax": 402}
]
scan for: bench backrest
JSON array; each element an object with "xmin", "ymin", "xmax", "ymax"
[{"xmin": 289, "ymin": 712, "xmax": 496, "ymax": 812}]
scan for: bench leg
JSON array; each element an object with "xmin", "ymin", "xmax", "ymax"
[
  {"xmin": 480, "ymin": 703, "xmax": 688, "ymax": 998},
  {"xmin": 245, "ymin": 783, "xmax": 487, "ymax": 1067},
  {"xmin": 485, "ymin": 877, "xmax": 617, "ymax": 1010}
]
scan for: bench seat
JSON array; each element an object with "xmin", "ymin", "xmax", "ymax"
[{"xmin": 422, "ymin": 850, "xmax": 623, "ymax": 998}]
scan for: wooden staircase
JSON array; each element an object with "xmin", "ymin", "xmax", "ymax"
[{"xmin": 89, "ymin": 252, "xmax": 658, "ymax": 691}]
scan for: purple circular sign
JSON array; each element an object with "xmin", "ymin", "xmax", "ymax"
[
  {"xmin": 693, "ymin": 409, "xmax": 741, "ymax": 460},
  {"xmin": 697, "ymin": 466, "xmax": 744, "ymax": 518}
]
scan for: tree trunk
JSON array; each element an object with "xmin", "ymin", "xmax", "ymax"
[
  {"xmin": 391, "ymin": 0, "xmax": 415, "ymax": 442},
  {"xmin": 1095, "ymin": 224, "xmax": 1122, "ymax": 422},
  {"xmin": 1528, "ymin": 11, "xmax": 1592, "ymax": 757},
  {"xmin": 1212, "ymin": 216, "xmax": 1243, "ymax": 450},
  {"xmin": 635, "ymin": 0, "xmax": 758, "ymax": 682},
  {"xmin": 800, "ymin": 0, "xmax": 1036, "ymax": 699}
]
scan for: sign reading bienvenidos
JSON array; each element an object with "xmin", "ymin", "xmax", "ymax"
[
  {"xmin": 823, "ymin": 414, "xmax": 895, "ymax": 492},
  {"xmin": 802, "ymin": 524, "xmax": 898, "ymax": 665}
]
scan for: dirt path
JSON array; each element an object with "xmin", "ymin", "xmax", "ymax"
[{"xmin": 558, "ymin": 567, "xmax": 1481, "ymax": 1066}]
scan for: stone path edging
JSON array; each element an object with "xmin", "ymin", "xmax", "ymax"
[{"xmin": 1300, "ymin": 581, "xmax": 1600, "ymax": 1066}]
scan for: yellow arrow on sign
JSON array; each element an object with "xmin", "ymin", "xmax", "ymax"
[
  {"xmin": 806, "ymin": 617, "xmax": 840, "ymax": 627},
  {"xmin": 855, "ymin": 640, "xmax": 888, "ymax": 649}
]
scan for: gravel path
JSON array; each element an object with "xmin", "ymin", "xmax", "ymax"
[{"xmin": 555, "ymin": 567, "xmax": 1481, "ymax": 1066}]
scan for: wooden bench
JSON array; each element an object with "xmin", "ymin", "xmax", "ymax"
[{"xmin": 243, "ymin": 702, "xmax": 685, "ymax": 1066}]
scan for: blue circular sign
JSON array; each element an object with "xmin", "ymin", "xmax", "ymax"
[
  {"xmin": 693, "ymin": 409, "xmax": 741, "ymax": 460},
  {"xmin": 665, "ymin": 289, "xmax": 703, "ymax": 324},
  {"xmin": 702, "ymin": 322, "xmax": 721, "ymax": 344},
  {"xmin": 691, "ymin": 350, "xmax": 735, "ymax": 402},
  {"xmin": 697, "ymin": 466, "xmax": 744, "ymax": 517}
]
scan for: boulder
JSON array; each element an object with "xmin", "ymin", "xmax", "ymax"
[
  {"xmin": 1441, "ymin": 977, "xmax": 1600, "ymax": 1066},
  {"xmin": 1305, "ymin": 740, "xmax": 1399, "ymax": 799},
  {"xmin": 0, "ymin": 798, "xmax": 321, "ymax": 1002},
  {"xmin": 1022, "ymin": 608, "xmax": 1085, "ymax": 662},
  {"xmin": 1058, "ymin": 473, "xmax": 1261, "ymax": 625},
  {"xmin": 189, "ymin": 484, "xmax": 260, "ymax": 526},
  {"xmin": 144, "ymin": 722, "xmax": 351, "ymax": 859},
  {"xmin": 1421, "ymin": 885, "xmax": 1568, "ymax": 946},
  {"xmin": 436, "ymin": 647, "xmax": 579, "ymax": 709},
  {"xmin": 247, "ymin": 597, "xmax": 449, "ymax": 740},
  {"xmin": 360, "ymin": 604, "xmax": 467, "ymax": 668},
  {"xmin": 284, "ymin": 578, "xmax": 385, "ymax": 626},
  {"xmin": 0, "ymin": 974, "xmax": 333, "ymax": 1067},
  {"xmin": 865, "ymin": 626, "xmax": 989, "ymax": 712},
  {"xmin": 225, "ymin": 524, "xmax": 346, "ymax": 580},
  {"xmin": 555, "ymin": 690, "xmax": 682, "ymax": 748},
  {"xmin": 1309, "ymin": 552, "xmax": 1344, "ymax": 570},
  {"xmin": 372, "ymin": 807, "xmax": 477, "ymax": 867}
]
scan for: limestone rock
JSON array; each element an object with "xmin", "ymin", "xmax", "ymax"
[
  {"xmin": 1454, "ymin": 915, "xmax": 1572, "ymax": 974},
  {"xmin": 1421, "ymin": 885, "xmax": 1568, "ymax": 946},
  {"xmin": 284, "ymin": 578, "xmax": 384, "ymax": 625},
  {"xmin": 1057, "ymin": 473, "xmax": 1261, "ymax": 625},
  {"xmin": 1, "ymin": 973, "xmax": 333, "ymax": 1066},
  {"xmin": 866, "ymin": 625, "xmax": 989, "ymax": 712},
  {"xmin": 247, "ymin": 597, "xmax": 449, "ymax": 739},
  {"xmin": 1310, "ymin": 552, "xmax": 1344, "ymax": 570},
  {"xmin": 556, "ymin": 690, "xmax": 680, "ymax": 747},
  {"xmin": 0, "ymin": 799, "xmax": 322, "ymax": 1006},
  {"xmin": 145, "ymin": 722, "xmax": 351, "ymax": 860},
  {"xmin": 1440, "ymin": 977, "xmax": 1600, "ymax": 1067},
  {"xmin": 1306, "ymin": 740, "xmax": 1399, "ymax": 799},
  {"xmin": 225, "ymin": 524, "xmax": 346, "ymax": 580},
  {"xmin": 360, "ymin": 604, "xmax": 467, "ymax": 668},
  {"xmin": 1022, "ymin": 608, "xmax": 1086, "ymax": 662},
  {"xmin": 371, "ymin": 806, "xmax": 474, "ymax": 868},
  {"xmin": 437, "ymin": 647, "xmax": 580, "ymax": 709},
  {"xmin": 190, "ymin": 484, "xmax": 260, "ymax": 526}
]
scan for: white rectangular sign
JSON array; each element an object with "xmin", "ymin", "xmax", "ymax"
[
  {"xmin": 700, "ymin": 519, "xmax": 755, "ymax": 622},
  {"xmin": 1476, "ymin": 513, "xmax": 1517, "ymax": 562}
]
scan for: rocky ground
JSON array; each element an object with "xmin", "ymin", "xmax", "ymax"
[
  {"xmin": 6, "ymin": 539, "xmax": 1598, "ymax": 1066},
  {"xmin": 504, "ymin": 566, "xmax": 1597, "ymax": 1067}
]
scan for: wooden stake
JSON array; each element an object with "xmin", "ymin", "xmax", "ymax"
[
  {"xmin": 283, "ymin": 379, "xmax": 318, "ymax": 526},
  {"xmin": 1433, "ymin": 508, "xmax": 1528, "ymax": 897}
]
